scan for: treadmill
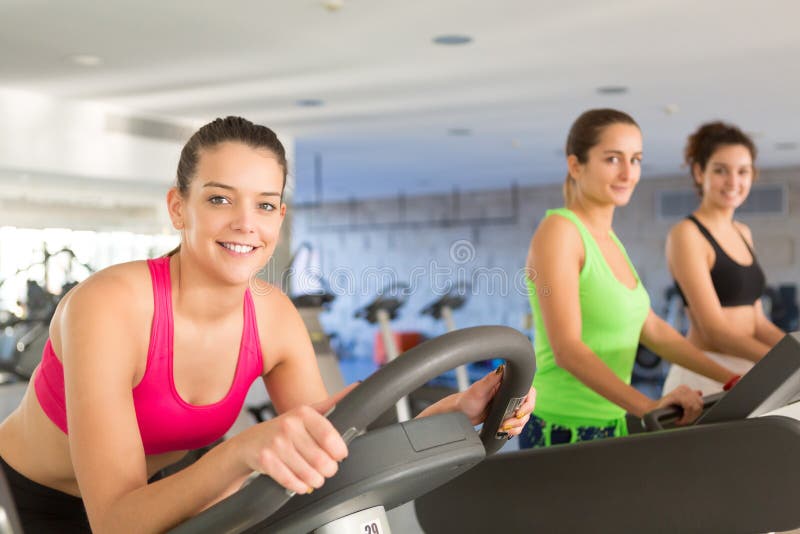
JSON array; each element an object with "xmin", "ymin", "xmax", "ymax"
[
  {"xmin": 415, "ymin": 332, "xmax": 800, "ymax": 534},
  {"xmin": 0, "ymin": 326, "xmax": 536, "ymax": 534}
]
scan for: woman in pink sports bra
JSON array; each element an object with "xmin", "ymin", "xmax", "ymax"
[{"xmin": 0, "ymin": 116, "xmax": 536, "ymax": 533}]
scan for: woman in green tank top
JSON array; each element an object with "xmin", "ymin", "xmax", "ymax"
[{"xmin": 519, "ymin": 109, "xmax": 739, "ymax": 449}]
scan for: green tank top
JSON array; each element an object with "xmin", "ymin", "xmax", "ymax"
[{"xmin": 528, "ymin": 208, "xmax": 650, "ymax": 429}]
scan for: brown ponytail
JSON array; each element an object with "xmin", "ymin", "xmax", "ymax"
[{"xmin": 563, "ymin": 175, "xmax": 576, "ymax": 205}]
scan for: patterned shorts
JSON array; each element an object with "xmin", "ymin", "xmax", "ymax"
[{"xmin": 518, "ymin": 414, "xmax": 620, "ymax": 449}]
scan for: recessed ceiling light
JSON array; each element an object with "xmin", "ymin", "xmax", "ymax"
[
  {"xmin": 322, "ymin": 0, "xmax": 344, "ymax": 11},
  {"xmin": 775, "ymin": 141, "xmax": 798, "ymax": 151},
  {"xmin": 448, "ymin": 128, "xmax": 471, "ymax": 136},
  {"xmin": 433, "ymin": 35, "xmax": 473, "ymax": 45},
  {"xmin": 596, "ymin": 86, "xmax": 628, "ymax": 95},
  {"xmin": 663, "ymin": 104, "xmax": 680, "ymax": 115},
  {"xmin": 66, "ymin": 54, "xmax": 103, "ymax": 67},
  {"xmin": 296, "ymin": 99, "xmax": 325, "ymax": 107}
]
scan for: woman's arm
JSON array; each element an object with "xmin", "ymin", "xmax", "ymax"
[
  {"xmin": 754, "ymin": 298, "xmax": 786, "ymax": 346},
  {"xmin": 529, "ymin": 216, "xmax": 660, "ymax": 418},
  {"xmin": 666, "ymin": 221, "xmax": 771, "ymax": 362},
  {"xmin": 63, "ymin": 275, "xmax": 346, "ymax": 534},
  {"xmin": 737, "ymin": 223, "xmax": 784, "ymax": 348},
  {"xmin": 416, "ymin": 368, "xmax": 536, "ymax": 436},
  {"xmin": 257, "ymin": 289, "xmax": 330, "ymax": 412},
  {"xmin": 639, "ymin": 310, "xmax": 736, "ymax": 383}
]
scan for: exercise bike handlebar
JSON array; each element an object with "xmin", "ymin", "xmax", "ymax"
[
  {"xmin": 169, "ymin": 325, "xmax": 535, "ymax": 534},
  {"xmin": 328, "ymin": 325, "xmax": 534, "ymax": 452}
]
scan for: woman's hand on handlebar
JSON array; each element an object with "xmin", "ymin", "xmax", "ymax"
[
  {"xmin": 456, "ymin": 365, "xmax": 536, "ymax": 437},
  {"xmin": 656, "ymin": 385, "xmax": 704, "ymax": 425},
  {"xmin": 233, "ymin": 385, "xmax": 356, "ymax": 495}
]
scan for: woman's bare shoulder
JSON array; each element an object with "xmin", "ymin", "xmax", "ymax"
[
  {"xmin": 666, "ymin": 218, "xmax": 710, "ymax": 254},
  {"xmin": 48, "ymin": 260, "xmax": 155, "ymax": 361},
  {"xmin": 668, "ymin": 218, "xmax": 701, "ymax": 239},
  {"xmin": 248, "ymin": 280, "xmax": 294, "ymax": 320},
  {"xmin": 529, "ymin": 211, "xmax": 583, "ymax": 261},
  {"xmin": 54, "ymin": 260, "xmax": 154, "ymax": 325},
  {"xmin": 537, "ymin": 210, "xmax": 580, "ymax": 235},
  {"xmin": 248, "ymin": 280, "xmax": 312, "ymax": 371}
]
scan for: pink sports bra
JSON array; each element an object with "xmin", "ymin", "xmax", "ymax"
[{"xmin": 34, "ymin": 256, "xmax": 264, "ymax": 455}]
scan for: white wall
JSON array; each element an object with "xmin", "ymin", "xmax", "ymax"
[
  {"xmin": 0, "ymin": 87, "xmax": 296, "ymax": 236},
  {"xmin": 0, "ymin": 87, "xmax": 187, "ymax": 181}
]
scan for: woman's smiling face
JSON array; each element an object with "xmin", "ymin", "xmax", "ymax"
[
  {"xmin": 695, "ymin": 143, "xmax": 754, "ymax": 210},
  {"xmin": 169, "ymin": 141, "xmax": 286, "ymax": 285},
  {"xmin": 570, "ymin": 123, "xmax": 643, "ymax": 207}
]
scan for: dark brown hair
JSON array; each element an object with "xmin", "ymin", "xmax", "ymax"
[
  {"xmin": 176, "ymin": 116, "xmax": 287, "ymax": 196},
  {"xmin": 166, "ymin": 116, "xmax": 287, "ymax": 257},
  {"xmin": 563, "ymin": 108, "xmax": 639, "ymax": 203},
  {"xmin": 684, "ymin": 121, "xmax": 758, "ymax": 195}
]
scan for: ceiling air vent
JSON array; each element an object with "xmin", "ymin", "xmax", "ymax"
[
  {"xmin": 105, "ymin": 113, "xmax": 196, "ymax": 142},
  {"xmin": 657, "ymin": 184, "xmax": 786, "ymax": 219}
]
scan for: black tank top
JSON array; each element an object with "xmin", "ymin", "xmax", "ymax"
[{"xmin": 675, "ymin": 215, "xmax": 766, "ymax": 307}]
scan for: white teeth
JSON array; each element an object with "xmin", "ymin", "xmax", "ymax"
[{"xmin": 222, "ymin": 243, "xmax": 254, "ymax": 254}]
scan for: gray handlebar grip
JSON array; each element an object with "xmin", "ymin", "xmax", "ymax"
[
  {"xmin": 169, "ymin": 325, "xmax": 535, "ymax": 534},
  {"xmin": 642, "ymin": 391, "xmax": 725, "ymax": 431}
]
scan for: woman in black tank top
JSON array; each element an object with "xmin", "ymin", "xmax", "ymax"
[{"xmin": 664, "ymin": 121, "xmax": 785, "ymax": 394}]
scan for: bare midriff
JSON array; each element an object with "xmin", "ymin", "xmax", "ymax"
[
  {"xmin": 685, "ymin": 304, "xmax": 758, "ymax": 353},
  {"xmin": 0, "ymin": 386, "xmax": 187, "ymax": 497}
]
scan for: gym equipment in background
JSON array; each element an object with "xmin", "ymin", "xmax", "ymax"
[
  {"xmin": 0, "ymin": 247, "xmax": 93, "ymax": 384},
  {"xmin": 354, "ymin": 282, "xmax": 413, "ymax": 422},
  {"xmin": 0, "ymin": 463, "xmax": 23, "ymax": 534},
  {"xmin": 420, "ymin": 283, "xmax": 471, "ymax": 392},
  {"xmin": 629, "ymin": 344, "xmax": 669, "ymax": 402},
  {"xmin": 764, "ymin": 283, "xmax": 799, "ymax": 333}
]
